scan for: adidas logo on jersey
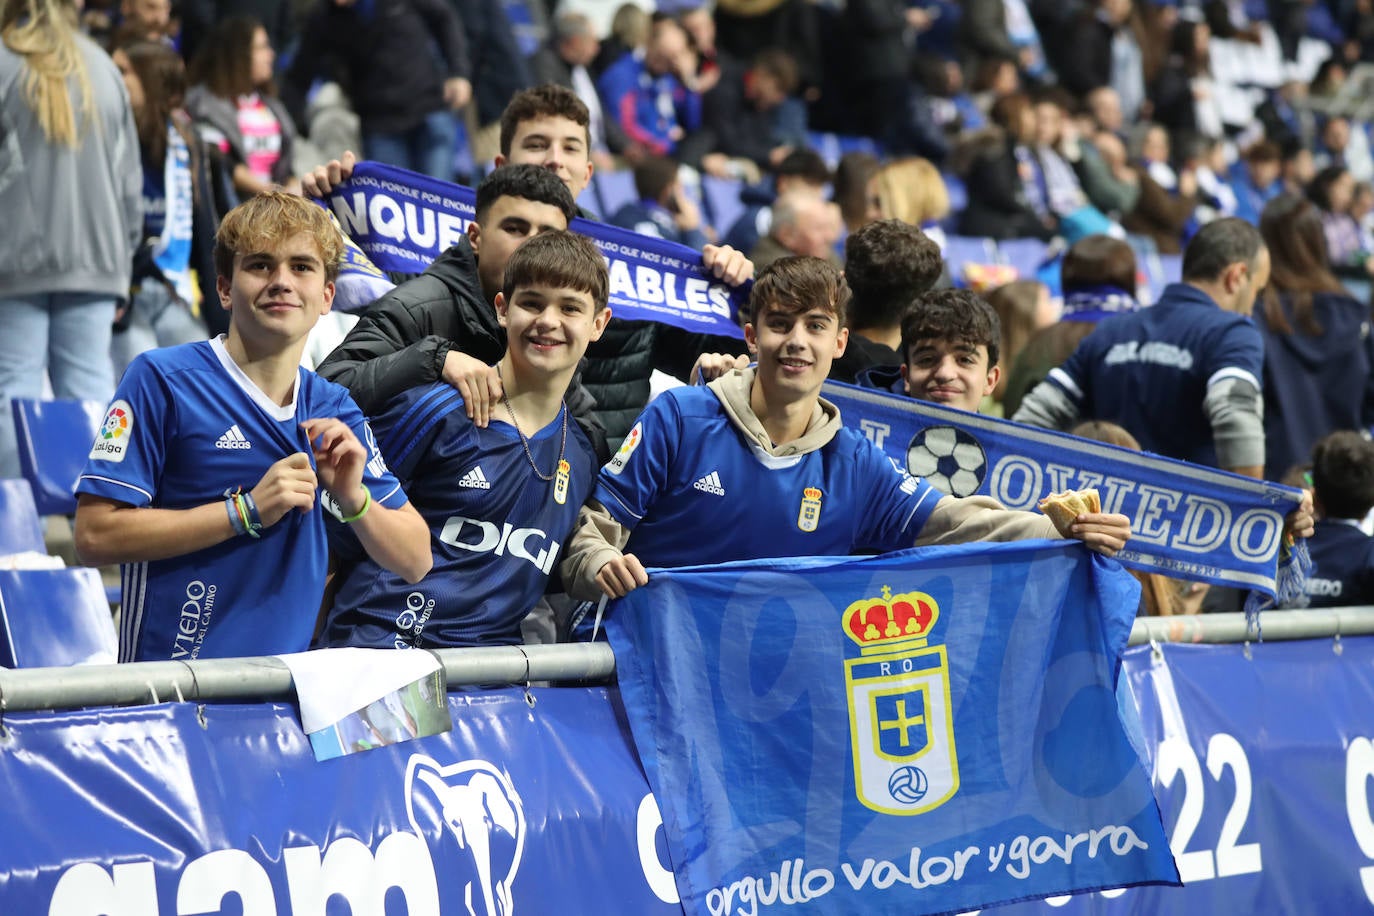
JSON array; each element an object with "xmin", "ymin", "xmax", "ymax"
[
  {"xmin": 458, "ymin": 466, "xmax": 492, "ymax": 489},
  {"xmin": 692, "ymin": 471, "xmax": 726, "ymax": 496},
  {"xmin": 215, "ymin": 425, "xmax": 252, "ymax": 450}
]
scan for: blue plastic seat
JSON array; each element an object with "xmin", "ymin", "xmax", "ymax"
[
  {"xmin": 998, "ymin": 237, "xmax": 1050, "ymax": 279},
  {"xmin": 941, "ymin": 172, "xmax": 967, "ymax": 221},
  {"xmin": 0, "ymin": 479, "xmax": 45, "ymax": 556},
  {"xmin": 700, "ymin": 175, "xmax": 746, "ymax": 240},
  {"xmin": 0, "ymin": 567, "xmax": 117, "ymax": 667},
  {"xmin": 10, "ymin": 398, "xmax": 105, "ymax": 517},
  {"xmin": 943, "ymin": 235, "xmax": 999, "ymax": 284},
  {"xmin": 591, "ymin": 170, "xmax": 637, "ymax": 221}
]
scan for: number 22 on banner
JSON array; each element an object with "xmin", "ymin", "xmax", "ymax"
[
  {"xmin": 1347, "ymin": 737, "xmax": 1374, "ymax": 904},
  {"xmin": 1154, "ymin": 734, "xmax": 1262, "ymax": 883}
]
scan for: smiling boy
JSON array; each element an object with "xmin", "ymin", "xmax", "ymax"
[
  {"xmin": 319, "ymin": 231, "xmax": 611, "ymax": 648},
  {"xmin": 562, "ymin": 257, "xmax": 1132, "ymax": 601},
  {"xmin": 74, "ymin": 192, "xmax": 431, "ymax": 662},
  {"xmin": 858, "ymin": 289, "xmax": 1002, "ymax": 414}
]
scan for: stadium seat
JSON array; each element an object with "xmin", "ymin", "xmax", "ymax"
[
  {"xmin": 1158, "ymin": 253, "xmax": 1183, "ymax": 285},
  {"xmin": 997, "ymin": 237, "xmax": 1050, "ymax": 279},
  {"xmin": 10, "ymin": 398, "xmax": 104, "ymax": 517},
  {"xmin": 942, "ymin": 235, "xmax": 999, "ymax": 285},
  {"xmin": 0, "ymin": 567, "xmax": 117, "ymax": 667},
  {"xmin": 590, "ymin": 170, "xmax": 636, "ymax": 221},
  {"xmin": 941, "ymin": 172, "xmax": 967, "ymax": 219},
  {"xmin": 804, "ymin": 132, "xmax": 882, "ymax": 169},
  {"xmin": 700, "ymin": 175, "xmax": 746, "ymax": 240},
  {"xmin": 0, "ymin": 479, "xmax": 45, "ymax": 557}
]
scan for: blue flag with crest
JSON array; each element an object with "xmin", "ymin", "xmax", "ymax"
[{"xmin": 606, "ymin": 540, "xmax": 1179, "ymax": 915}]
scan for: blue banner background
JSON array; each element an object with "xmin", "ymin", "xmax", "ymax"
[
  {"xmin": 323, "ymin": 161, "xmax": 747, "ymax": 338},
  {"xmin": 821, "ymin": 380, "xmax": 1303, "ymax": 597},
  {"xmin": 987, "ymin": 635, "xmax": 1374, "ymax": 914},
  {"xmin": 4, "ymin": 637, "xmax": 1374, "ymax": 912},
  {"xmin": 1, "ymin": 687, "xmax": 681, "ymax": 916},
  {"xmin": 606, "ymin": 541, "xmax": 1178, "ymax": 915}
]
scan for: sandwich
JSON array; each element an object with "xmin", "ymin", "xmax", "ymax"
[{"xmin": 1037, "ymin": 488, "xmax": 1101, "ymax": 534}]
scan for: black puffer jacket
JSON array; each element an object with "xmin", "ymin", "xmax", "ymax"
[
  {"xmin": 582, "ymin": 321, "xmax": 658, "ymax": 447},
  {"xmin": 317, "ymin": 238, "xmax": 608, "ymax": 462},
  {"xmin": 582, "ymin": 320, "xmax": 750, "ymax": 447}
]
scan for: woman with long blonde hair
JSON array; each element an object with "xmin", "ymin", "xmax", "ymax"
[
  {"xmin": 865, "ymin": 157, "xmax": 950, "ymax": 230},
  {"xmin": 0, "ymin": 0, "xmax": 141, "ymax": 478}
]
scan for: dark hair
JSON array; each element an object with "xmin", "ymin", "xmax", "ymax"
[
  {"xmin": 1071, "ymin": 420, "xmax": 1141, "ymax": 450},
  {"xmin": 1032, "ymin": 86, "xmax": 1078, "ymax": 115},
  {"xmin": 1311, "ymin": 431, "xmax": 1374, "ymax": 520},
  {"xmin": 1280, "ymin": 135, "xmax": 1307, "ymax": 163},
  {"xmin": 189, "ymin": 16, "xmax": 268, "ymax": 100},
  {"xmin": 1171, "ymin": 19, "xmax": 1210, "ymax": 77},
  {"xmin": 116, "ymin": 39, "xmax": 186, "ymax": 167},
  {"xmin": 751, "ymin": 48, "xmax": 799, "ymax": 95},
  {"xmin": 502, "ymin": 229, "xmax": 609, "ymax": 312},
  {"xmin": 901, "ymin": 289, "xmax": 1001, "ymax": 368},
  {"xmin": 1244, "ymin": 139, "xmax": 1281, "ymax": 164},
  {"xmin": 971, "ymin": 54, "xmax": 1018, "ymax": 94},
  {"xmin": 1258, "ymin": 194, "xmax": 1346, "ymax": 335},
  {"xmin": 747, "ymin": 256, "xmax": 849, "ymax": 328},
  {"xmin": 1060, "ymin": 235, "xmax": 1137, "ymax": 293},
  {"xmin": 1181, "ymin": 218, "xmax": 1263, "ymax": 282},
  {"xmin": 989, "ymin": 92, "xmax": 1032, "ymax": 135},
  {"xmin": 498, "ymin": 84, "xmax": 591, "ymax": 158},
  {"xmin": 1307, "ymin": 165, "xmax": 1351, "ymax": 212},
  {"xmin": 774, "ymin": 147, "xmax": 830, "ymax": 185},
  {"xmin": 843, "ymin": 219, "xmax": 942, "ymax": 331},
  {"xmin": 475, "ymin": 164, "xmax": 578, "ymax": 224},
  {"xmin": 986, "ymin": 280, "xmax": 1044, "ymax": 391},
  {"xmin": 632, "ymin": 154, "xmax": 678, "ymax": 202},
  {"xmin": 832, "ymin": 151, "xmax": 880, "ymax": 227}
]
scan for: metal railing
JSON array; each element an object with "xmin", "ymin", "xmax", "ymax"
[{"xmin": 1, "ymin": 610, "xmax": 1370, "ymax": 713}]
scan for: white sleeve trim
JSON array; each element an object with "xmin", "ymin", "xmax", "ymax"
[
  {"xmin": 76, "ymin": 475, "xmax": 153, "ymax": 505},
  {"xmin": 1048, "ymin": 367, "xmax": 1083, "ymax": 400},
  {"xmin": 1205, "ymin": 367, "xmax": 1260, "ymax": 391}
]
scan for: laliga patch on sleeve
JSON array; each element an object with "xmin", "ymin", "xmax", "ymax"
[
  {"xmin": 607, "ymin": 422, "xmax": 642, "ymax": 475},
  {"xmin": 88, "ymin": 400, "xmax": 134, "ymax": 463}
]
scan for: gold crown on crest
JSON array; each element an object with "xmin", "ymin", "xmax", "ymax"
[
  {"xmin": 843, "ymin": 586, "xmax": 939, "ymax": 648},
  {"xmin": 803, "ymin": 487, "xmax": 822, "ymax": 500}
]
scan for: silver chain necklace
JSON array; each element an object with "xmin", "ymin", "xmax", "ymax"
[{"xmin": 496, "ymin": 364, "xmax": 567, "ymax": 482}]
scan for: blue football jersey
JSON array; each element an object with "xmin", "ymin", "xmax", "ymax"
[
  {"xmin": 1047, "ymin": 283, "xmax": 1264, "ymax": 467},
  {"xmin": 321, "ymin": 382, "xmax": 598, "ymax": 648},
  {"xmin": 76, "ymin": 338, "xmax": 407, "ymax": 662},
  {"xmin": 595, "ymin": 386, "xmax": 943, "ymax": 568}
]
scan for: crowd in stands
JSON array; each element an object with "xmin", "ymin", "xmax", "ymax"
[{"xmin": 3, "ymin": 0, "xmax": 1373, "ymax": 665}]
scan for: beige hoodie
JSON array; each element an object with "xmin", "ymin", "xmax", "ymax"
[{"xmin": 559, "ymin": 368, "xmax": 1059, "ymax": 601}]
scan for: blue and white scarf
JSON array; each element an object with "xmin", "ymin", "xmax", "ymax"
[
  {"xmin": 822, "ymin": 379, "xmax": 1307, "ymax": 605},
  {"xmin": 150, "ymin": 122, "xmax": 194, "ymax": 304},
  {"xmin": 1060, "ymin": 284, "xmax": 1141, "ymax": 323},
  {"xmin": 320, "ymin": 161, "xmax": 747, "ymax": 338}
]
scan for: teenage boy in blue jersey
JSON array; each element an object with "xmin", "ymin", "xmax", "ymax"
[
  {"xmin": 561, "ymin": 256, "xmax": 1133, "ymax": 601},
  {"xmin": 75, "ymin": 193, "xmax": 432, "ymax": 663},
  {"xmin": 319, "ymin": 230, "xmax": 612, "ymax": 648}
]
